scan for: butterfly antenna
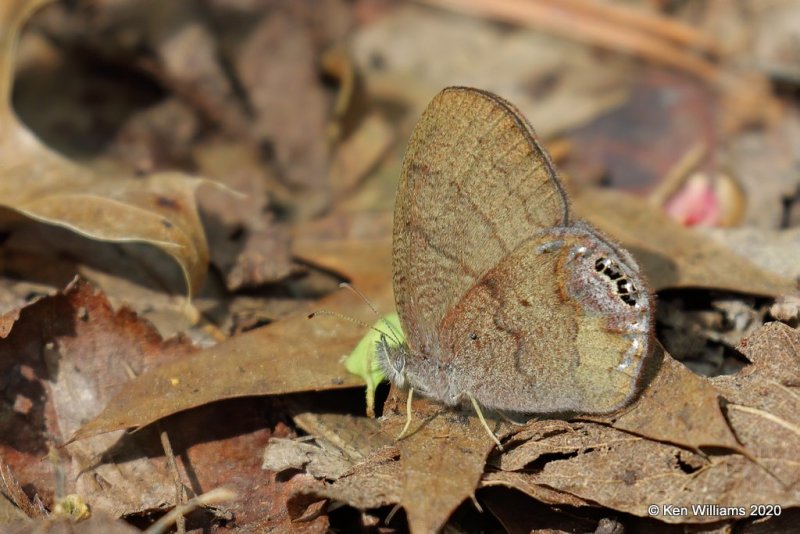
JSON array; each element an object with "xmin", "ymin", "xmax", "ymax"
[
  {"xmin": 307, "ymin": 310, "xmax": 371, "ymax": 330},
  {"xmin": 338, "ymin": 282, "xmax": 404, "ymax": 345},
  {"xmin": 339, "ymin": 282, "xmax": 381, "ymax": 318},
  {"xmin": 308, "ymin": 309, "xmax": 399, "ymax": 347}
]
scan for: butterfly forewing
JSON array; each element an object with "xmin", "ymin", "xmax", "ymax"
[{"xmin": 393, "ymin": 87, "xmax": 570, "ymax": 360}]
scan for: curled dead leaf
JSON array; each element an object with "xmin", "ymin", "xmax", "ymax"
[{"xmin": 0, "ymin": 0, "xmax": 209, "ymax": 296}]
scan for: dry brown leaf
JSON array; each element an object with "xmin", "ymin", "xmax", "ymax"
[
  {"xmin": 154, "ymin": 16, "xmax": 250, "ymax": 136},
  {"xmin": 492, "ymin": 420, "xmax": 796, "ymax": 524},
  {"xmin": 69, "ymin": 198, "xmax": 797, "ymax": 529},
  {"xmin": 71, "ymin": 212, "xmax": 394, "ymax": 440},
  {"xmin": 69, "ymin": 299, "xmax": 366, "ymax": 440},
  {"xmin": 0, "ymin": 307, "xmax": 20, "ymax": 338},
  {"xmin": 0, "ymin": 278, "xmax": 195, "ymax": 517},
  {"xmin": 482, "ymin": 323, "xmax": 800, "ymax": 525},
  {"xmin": 574, "ymin": 188, "xmax": 796, "ymax": 295},
  {"xmin": 0, "ymin": 223, "xmax": 198, "ymax": 340},
  {"xmin": 606, "ymin": 346, "xmax": 741, "ymax": 452},
  {"xmin": 330, "ymin": 113, "xmax": 395, "ymax": 195},
  {"xmin": 304, "ymin": 445, "xmax": 403, "ymax": 512},
  {"xmin": 291, "ymin": 210, "xmax": 394, "ymax": 295},
  {"xmin": 292, "ymin": 412, "xmax": 391, "ymax": 460},
  {"xmin": 156, "ymin": 399, "xmax": 323, "ymax": 532},
  {"xmin": 263, "ymin": 438, "xmax": 358, "ymax": 480},
  {"xmin": 712, "ymin": 322, "xmax": 800, "ymax": 487},
  {"xmin": 703, "ymin": 226, "xmax": 800, "ymax": 282},
  {"xmin": 195, "ymin": 142, "xmax": 299, "ymax": 290},
  {"xmin": 262, "ymin": 373, "xmax": 507, "ymax": 532},
  {"xmin": 379, "ymin": 393, "xmax": 503, "ymax": 533},
  {"xmin": 351, "ymin": 4, "xmax": 633, "ymax": 139},
  {"xmin": 4, "ymin": 515, "xmax": 141, "ymax": 533},
  {"xmin": 235, "ymin": 7, "xmax": 332, "ymax": 217},
  {"xmin": 265, "ymin": 340, "xmax": 788, "ymax": 529},
  {"xmin": 283, "ymin": 391, "xmax": 507, "ymax": 532},
  {"xmin": 0, "ymin": 0, "xmax": 209, "ymax": 296},
  {"xmin": 0, "ymin": 276, "xmax": 330, "ymax": 529}
]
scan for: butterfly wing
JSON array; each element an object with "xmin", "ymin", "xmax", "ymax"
[
  {"xmin": 438, "ymin": 228, "xmax": 653, "ymax": 413},
  {"xmin": 393, "ymin": 87, "xmax": 569, "ymax": 367}
]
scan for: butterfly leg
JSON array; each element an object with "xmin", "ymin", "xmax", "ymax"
[
  {"xmin": 396, "ymin": 388, "xmax": 415, "ymax": 440},
  {"xmin": 467, "ymin": 393, "xmax": 504, "ymax": 451}
]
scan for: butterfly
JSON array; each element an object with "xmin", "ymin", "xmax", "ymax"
[{"xmin": 378, "ymin": 87, "xmax": 653, "ymax": 445}]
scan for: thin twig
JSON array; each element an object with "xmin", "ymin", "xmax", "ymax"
[
  {"xmin": 159, "ymin": 427, "xmax": 187, "ymax": 534},
  {"xmin": 649, "ymin": 141, "xmax": 707, "ymax": 206},
  {"xmin": 421, "ymin": 0, "xmax": 721, "ymax": 81},
  {"xmin": 144, "ymin": 487, "xmax": 237, "ymax": 534}
]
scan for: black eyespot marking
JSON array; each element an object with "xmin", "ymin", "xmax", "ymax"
[
  {"xmin": 594, "ymin": 259, "xmax": 604, "ymax": 272},
  {"xmin": 519, "ymin": 298, "xmax": 531, "ymax": 307},
  {"xmin": 596, "ymin": 257, "xmax": 638, "ymax": 306},
  {"xmin": 469, "ymin": 332, "xmax": 478, "ymax": 341},
  {"xmin": 596, "ymin": 257, "xmax": 623, "ymax": 280}
]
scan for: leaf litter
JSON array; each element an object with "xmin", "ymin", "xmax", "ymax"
[
  {"xmin": 0, "ymin": 0, "xmax": 210, "ymax": 298},
  {"xmin": 2, "ymin": 0, "xmax": 800, "ymax": 532}
]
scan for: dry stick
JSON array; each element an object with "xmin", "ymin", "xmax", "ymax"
[
  {"xmin": 422, "ymin": 0, "xmax": 721, "ymax": 82},
  {"xmin": 144, "ymin": 487, "xmax": 237, "ymax": 534},
  {"xmin": 159, "ymin": 427, "xmax": 187, "ymax": 534},
  {"xmin": 546, "ymin": 0, "xmax": 722, "ymax": 54},
  {"xmin": 122, "ymin": 362, "xmax": 189, "ymax": 533},
  {"xmin": 648, "ymin": 141, "xmax": 708, "ymax": 207}
]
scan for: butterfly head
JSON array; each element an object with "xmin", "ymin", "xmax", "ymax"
[{"xmin": 376, "ymin": 334, "xmax": 409, "ymax": 389}]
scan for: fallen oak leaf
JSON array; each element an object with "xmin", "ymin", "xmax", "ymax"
[
  {"xmin": 291, "ymin": 211, "xmax": 394, "ymax": 294},
  {"xmin": 291, "ymin": 393, "xmax": 504, "ymax": 533},
  {"xmin": 601, "ymin": 344, "xmax": 743, "ymax": 453},
  {"xmin": 379, "ymin": 393, "xmax": 507, "ymax": 534},
  {"xmin": 0, "ymin": 278, "xmax": 195, "ymax": 517},
  {"xmin": 300, "ymin": 445, "xmax": 403, "ymax": 513},
  {"xmin": 489, "ymin": 420, "xmax": 797, "ymax": 525},
  {"xmin": 0, "ymin": 0, "xmax": 209, "ymax": 296},
  {"xmin": 574, "ymin": 188, "xmax": 796, "ymax": 295},
  {"xmin": 711, "ymin": 322, "xmax": 800, "ymax": 488},
  {"xmin": 68, "ymin": 296, "xmax": 366, "ymax": 441},
  {"xmin": 71, "ymin": 212, "xmax": 394, "ymax": 440}
]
